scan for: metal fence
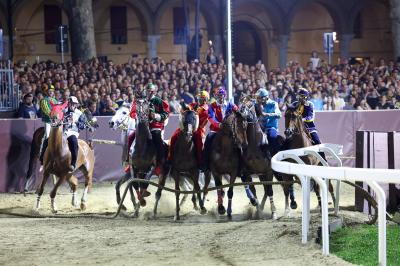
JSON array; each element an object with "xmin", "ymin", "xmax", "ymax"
[{"xmin": 0, "ymin": 61, "xmax": 19, "ymax": 111}]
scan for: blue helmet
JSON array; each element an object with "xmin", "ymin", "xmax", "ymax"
[
  {"xmin": 298, "ymin": 88, "xmax": 310, "ymax": 98},
  {"xmin": 256, "ymin": 88, "xmax": 269, "ymax": 98}
]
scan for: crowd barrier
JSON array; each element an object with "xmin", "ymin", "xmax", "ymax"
[{"xmin": 0, "ymin": 110, "xmax": 399, "ymax": 192}]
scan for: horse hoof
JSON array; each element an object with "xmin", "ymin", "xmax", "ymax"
[
  {"xmin": 271, "ymin": 212, "xmax": 277, "ymax": 220},
  {"xmin": 80, "ymin": 203, "xmax": 86, "ymax": 211},
  {"xmin": 51, "ymin": 209, "xmax": 58, "ymax": 214},
  {"xmin": 174, "ymin": 215, "xmax": 180, "ymax": 221},
  {"xmin": 200, "ymin": 207, "xmax": 207, "ymax": 215},
  {"xmin": 121, "ymin": 205, "xmax": 127, "ymax": 211},
  {"xmin": 140, "ymin": 199, "xmax": 147, "ymax": 207},
  {"xmin": 290, "ymin": 201, "xmax": 298, "ymax": 210},
  {"xmin": 193, "ymin": 205, "xmax": 199, "ymax": 211},
  {"xmin": 250, "ymin": 198, "xmax": 258, "ymax": 207},
  {"xmin": 218, "ymin": 205, "xmax": 226, "ymax": 215},
  {"xmin": 227, "ymin": 213, "xmax": 232, "ymax": 220},
  {"xmin": 142, "ymin": 191, "xmax": 151, "ymax": 198}
]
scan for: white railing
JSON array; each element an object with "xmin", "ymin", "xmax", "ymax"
[{"xmin": 271, "ymin": 144, "xmax": 400, "ymax": 266}]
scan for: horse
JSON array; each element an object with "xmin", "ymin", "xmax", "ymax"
[
  {"xmin": 236, "ymin": 98, "xmax": 278, "ymax": 219},
  {"xmin": 202, "ymin": 111, "xmax": 247, "ymax": 219},
  {"xmin": 35, "ymin": 102, "xmax": 96, "ymax": 213},
  {"xmin": 108, "ymin": 103, "xmax": 138, "ymax": 211},
  {"xmin": 283, "ymin": 104, "xmax": 336, "ymax": 211},
  {"xmin": 24, "ymin": 108, "xmax": 98, "ymax": 194},
  {"xmin": 169, "ymin": 107, "xmax": 206, "ymax": 220}
]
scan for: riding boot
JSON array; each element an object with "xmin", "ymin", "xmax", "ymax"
[
  {"xmin": 67, "ymin": 136, "xmax": 78, "ymax": 173},
  {"xmin": 39, "ymin": 138, "xmax": 49, "ymax": 165}
]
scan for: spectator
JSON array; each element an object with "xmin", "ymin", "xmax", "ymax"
[
  {"xmin": 18, "ymin": 93, "xmax": 38, "ymax": 119},
  {"xmin": 181, "ymin": 84, "xmax": 195, "ymax": 104},
  {"xmin": 87, "ymin": 101, "xmax": 100, "ymax": 116},
  {"xmin": 357, "ymin": 99, "xmax": 372, "ymax": 110},
  {"xmin": 323, "ymin": 96, "xmax": 336, "ymax": 111},
  {"xmin": 309, "ymin": 92, "xmax": 324, "ymax": 111},
  {"xmin": 343, "ymin": 96, "xmax": 357, "ymax": 110}
]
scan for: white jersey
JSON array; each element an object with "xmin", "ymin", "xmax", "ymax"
[{"xmin": 64, "ymin": 108, "xmax": 84, "ymax": 138}]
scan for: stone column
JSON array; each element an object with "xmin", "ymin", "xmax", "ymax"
[
  {"xmin": 277, "ymin": 35, "xmax": 289, "ymax": 70},
  {"xmin": 210, "ymin": 34, "xmax": 222, "ymax": 56},
  {"xmin": 147, "ymin": 35, "xmax": 160, "ymax": 59},
  {"xmin": 63, "ymin": 0, "xmax": 96, "ymax": 62},
  {"xmin": 339, "ymin": 34, "xmax": 354, "ymax": 61},
  {"xmin": 391, "ymin": 0, "xmax": 400, "ymax": 60}
]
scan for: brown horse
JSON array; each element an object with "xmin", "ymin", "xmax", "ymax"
[
  {"xmin": 203, "ymin": 111, "xmax": 247, "ymax": 219},
  {"xmin": 169, "ymin": 108, "xmax": 206, "ymax": 220},
  {"xmin": 24, "ymin": 108, "xmax": 98, "ymax": 193},
  {"xmin": 283, "ymin": 104, "xmax": 336, "ymax": 211},
  {"xmin": 35, "ymin": 103, "xmax": 95, "ymax": 213},
  {"xmin": 236, "ymin": 100, "xmax": 277, "ymax": 219}
]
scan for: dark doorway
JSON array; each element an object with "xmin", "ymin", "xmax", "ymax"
[{"xmin": 232, "ymin": 21, "xmax": 262, "ymax": 65}]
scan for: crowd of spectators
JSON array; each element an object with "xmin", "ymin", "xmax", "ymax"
[{"xmin": 13, "ymin": 49, "xmax": 400, "ymax": 118}]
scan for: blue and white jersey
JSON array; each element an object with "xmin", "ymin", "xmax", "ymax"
[
  {"xmin": 292, "ymin": 100, "xmax": 317, "ymax": 133},
  {"xmin": 255, "ymin": 98, "xmax": 281, "ymax": 130}
]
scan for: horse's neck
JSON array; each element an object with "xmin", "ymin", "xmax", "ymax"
[
  {"xmin": 247, "ymin": 123, "xmax": 263, "ymax": 148},
  {"xmin": 135, "ymin": 121, "xmax": 151, "ymax": 149},
  {"xmin": 48, "ymin": 126, "xmax": 67, "ymax": 156}
]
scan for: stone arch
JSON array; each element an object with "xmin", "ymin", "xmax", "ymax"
[
  {"xmin": 154, "ymin": 0, "xmax": 218, "ymax": 37},
  {"xmin": 93, "ymin": 0, "xmax": 154, "ymax": 37},
  {"xmin": 232, "ymin": 20, "xmax": 265, "ymax": 65},
  {"xmin": 286, "ymin": 0, "xmax": 346, "ymax": 34},
  {"xmin": 0, "ymin": 3, "xmax": 7, "ymax": 34},
  {"xmin": 347, "ymin": 0, "xmax": 390, "ymax": 34},
  {"xmin": 234, "ymin": 0, "xmax": 285, "ymax": 36}
]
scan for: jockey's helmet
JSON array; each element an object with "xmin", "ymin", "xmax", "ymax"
[
  {"xmin": 297, "ymin": 88, "xmax": 310, "ymax": 100},
  {"xmin": 198, "ymin": 90, "xmax": 210, "ymax": 100},
  {"xmin": 256, "ymin": 88, "xmax": 269, "ymax": 98},
  {"xmin": 216, "ymin": 87, "xmax": 226, "ymax": 102},
  {"xmin": 147, "ymin": 83, "xmax": 157, "ymax": 92},
  {"xmin": 69, "ymin": 96, "xmax": 79, "ymax": 105}
]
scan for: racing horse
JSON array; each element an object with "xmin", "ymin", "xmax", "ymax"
[
  {"xmin": 24, "ymin": 107, "xmax": 98, "ymax": 194},
  {"xmin": 202, "ymin": 111, "xmax": 247, "ymax": 219},
  {"xmin": 283, "ymin": 104, "xmax": 336, "ymax": 211},
  {"xmin": 109, "ymin": 103, "xmax": 193, "ymax": 214},
  {"xmin": 169, "ymin": 106, "xmax": 206, "ymax": 220},
  {"xmin": 236, "ymin": 97, "xmax": 278, "ymax": 219},
  {"xmin": 35, "ymin": 102, "xmax": 96, "ymax": 213}
]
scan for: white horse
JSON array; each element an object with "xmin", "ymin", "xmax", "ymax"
[{"xmin": 109, "ymin": 103, "xmax": 194, "ymax": 211}]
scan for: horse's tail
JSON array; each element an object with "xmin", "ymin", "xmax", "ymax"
[{"xmin": 26, "ymin": 127, "xmax": 44, "ymax": 180}]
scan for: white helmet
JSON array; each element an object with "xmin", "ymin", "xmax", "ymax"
[{"xmin": 69, "ymin": 96, "xmax": 79, "ymax": 104}]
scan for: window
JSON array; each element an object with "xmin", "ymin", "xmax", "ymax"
[
  {"xmin": 110, "ymin": 6, "xmax": 127, "ymax": 44},
  {"xmin": 44, "ymin": 5, "xmax": 62, "ymax": 44},
  {"xmin": 173, "ymin": 7, "xmax": 186, "ymax": 44},
  {"xmin": 354, "ymin": 12, "xmax": 362, "ymax": 39}
]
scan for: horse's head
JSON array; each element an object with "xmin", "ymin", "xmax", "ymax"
[
  {"xmin": 49, "ymin": 101, "xmax": 68, "ymax": 127},
  {"xmin": 109, "ymin": 104, "xmax": 130, "ymax": 130},
  {"xmin": 136, "ymin": 98, "xmax": 150, "ymax": 123},
  {"xmin": 238, "ymin": 95, "xmax": 257, "ymax": 123},
  {"xmin": 222, "ymin": 112, "xmax": 248, "ymax": 149},
  {"xmin": 284, "ymin": 104, "xmax": 303, "ymax": 139},
  {"xmin": 180, "ymin": 109, "xmax": 198, "ymax": 140},
  {"xmin": 81, "ymin": 107, "xmax": 99, "ymax": 132}
]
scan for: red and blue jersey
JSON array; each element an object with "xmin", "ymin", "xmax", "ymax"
[{"xmin": 208, "ymin": 101, "xmax": 238, "ymax": 132}]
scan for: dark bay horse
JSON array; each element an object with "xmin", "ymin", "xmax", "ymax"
[
  {"xmin": 24, "ymin": 108, "xmax": 98, "ymax": 194},
  {"xmin": 169, "ymin": 108, "xmax": 206, "ymax": 220},
  {"xmin": 35, "ymin": 103, "xmax": 95, "ymax": 213},
  {"xmin": 203, "ymin": 111, "xmax": 247, "ymax": 219},
  {"xmin": 283, "ymin": 105, "xmax": 336, "ymax": 211},
  {"xmin": 237, "ymin": 100, "xmax": 277, "ymax": 219}
]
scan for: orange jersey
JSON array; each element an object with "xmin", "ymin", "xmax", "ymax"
[{"xmin": 189, "ymin": 102, "xmax": 209, "ymax": 129}]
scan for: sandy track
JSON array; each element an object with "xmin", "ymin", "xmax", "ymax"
[{"xmin": 0, "ymin": 180, "xmax": 363, "ymax": 265}]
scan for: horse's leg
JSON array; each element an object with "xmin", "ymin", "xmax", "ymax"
[
  {"xmin": 328, "ymin": 180, "xmax": 336, "ymax": 210},
  {"xmin": 202, "ymin": 170, "xmax": 211, "ymax": 202},
  {"xmin": 241, "ymin": 174, "xmax": 258, "ymax": 207},
  {"xmin": 261, "ymin": 173, "xmax": 276, "ymax": 220},
  {"xmin": 80, "ymin": 166, "xmax": 93, "ymax": 211},
  {"xmin": 226, "ymin": 175, "xmax": 236, "ymax": 220},
  {"xmin": 35, "ymin": 171, "xmax": 50, "ymax": 210},
  {"xmin": 314, "ymin": 182, "xmax": 322, "ymax": 209},
  {"xmin": 214, "ymin": 176, "xmax": 226, "ymax": 215},
  {"xmin": 49, "ymin": 176, "xmax": 66, "ymax": 214},
  {"xmin": 115, "ymin": 172, "xmax": 131, "ymax": 211},
  {"xmin": 153, "ymin": 172, "xmax": 167, "ymax": 218},
  {"xmin": 172, "ymin": 170, "xmax": 180, "ymax": 221},
  {"xmin": 193, "ymin": 170, "xmax": 206, "ymax": 214},
  {"xmin": 68, "ymin": 175, "xmax": 79, "ymax": 208},
  {"xmin": 24, "ymin": 141, "xmax": 38, "ymax": 194},
  {"xmin": 179, "ymin": 177, "xmax": 190, "ymax": 208}
]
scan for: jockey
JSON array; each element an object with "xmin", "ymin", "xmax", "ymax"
[
  {"xmin": 147, "ymin": 83, "xmax": 170, "ymax": 167},
  {"xmin": 168, "ymin": 90, "xmax": 210, "ymax": 167},
  {"xmin": 39, "ymin": 84, "xmax": 58, "ymax": 165},
  {"xmin": 64, "ymin": 96, "xmax": 88, "ymax": 173},
  {"xmin": 254, "ymin": 88, "xmax": 281, "ymax": 154},
  {"xmin": 124, "ymin": 98, "xmax": 137, "ymax": 166},
  {"xmin": 292, "ymin": 88, "xmax": 322, "ymax": 145},
  {"xmin": 203, "ymin": 87, "xmax": 238, "ymax": 169}
]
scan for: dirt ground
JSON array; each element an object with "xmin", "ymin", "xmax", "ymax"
[{"xmin": 0, "ymin": 178, "xmax": 368, "ymax": 266}]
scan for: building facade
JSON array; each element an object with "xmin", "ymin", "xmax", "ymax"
[{"xmin": 0, "ymin": 0, "xmax": 395, "ymax": 69}]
